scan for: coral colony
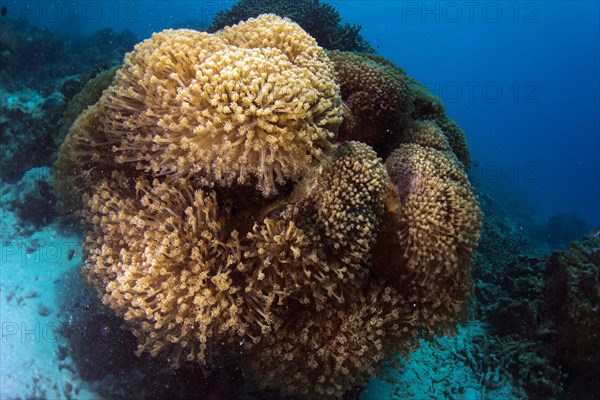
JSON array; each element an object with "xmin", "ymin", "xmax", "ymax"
[{"xmin": 55, "ymin": 15, "xmax": 481, "ymax": 398}]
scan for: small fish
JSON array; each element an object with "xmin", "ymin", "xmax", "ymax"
[
  {"xmin": 1, "ymin": 6, "xmax": 7, "ymax": 16},
  {"xmin": 67, "ymin": 250, "xmax": 75, "ymax": 261}
]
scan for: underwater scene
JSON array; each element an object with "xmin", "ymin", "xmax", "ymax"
[{"xmin": 0, "ymin": 0, "xmax": 598, "ymax": 399}]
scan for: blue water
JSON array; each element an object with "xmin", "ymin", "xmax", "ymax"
[{"xmin": 9, "ymin": 0, "xmax": 599, "ymax": 227}]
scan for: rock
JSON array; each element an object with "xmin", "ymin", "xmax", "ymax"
[
  {"xmin": 38, "ymin": 303, "xmax": 53, "ymax": 317},
  {"xmin": 11, "ymin": 167, "xmax": 57, "ymax": 228}
]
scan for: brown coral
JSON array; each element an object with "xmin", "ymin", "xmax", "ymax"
[
  {"xmin": 408, "ymin": 78, "xmax": 472, "ymax": 166},
  {"xmin": 328, "ymin": 50, "xmax": 413, "ymax": 146},
  {"xmin": 246, "ymin": 281, "xmax": 419, "ymax": 399},
  {"xmin": 328, "ymin": 50, "xmax": 472, "ymax": 166},
  {"xmin": 54, "ymin": 104, "xmax": 123, "ymax": 216},
  {"xmin": 431, "ymin": 113, "xmax": 471, "ymax": 167},
  {"xmin": 56, "ymin": 14, "xmax": 343, "ymax": 199},
  {"xmin": 374, "ymin": 143, "xmax": 482, "ymax": 334},
  {"xmin": 54, "ymin": 67, "xmax": 119, "ymax": 217},
  {"xmin": 309, "ymin": 141, "xmax": 389, "ymax": 268},
  {"xmin": 401, "ymin": 119, "xmax": 451, "ymax": 152},
  {"xmin": 55, "ymin": 66, "xmax": 118, "ymax": 149}
]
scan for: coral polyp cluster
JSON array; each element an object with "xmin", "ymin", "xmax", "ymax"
[
  {"xmin": 56, "ymin": 14, "xmax": 342, "ymax": 201},
  {"xmin": 375, "ymin": 136, "xmax": 482, "ymax": 334},
  {"xmin": 82, "ymin": 140, "xmax": 391, "ymax": 369},
  {"xmin": 246, "ymin": 281, "xmax": 416, "ymax": 397},
  {"xmin": 328, "ymin": 50, "xmax": 413, "ymax": 146},
  {"xmin": 329, "ymin": 50, "xmax": 472, "ymax": 167},
  {"xmin": 84, "ymin": 175, "xmax": 244, "ymax": 364},
  {"xmin": 56, "ymin": 14, "xmax": 482, "ymax": 399}
]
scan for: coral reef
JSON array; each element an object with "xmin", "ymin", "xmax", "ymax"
[
  {"xmin": 0, "ymin": 90, "xmax": 63, "ymax": 182},
  {"xmin": 543, "ymin": 236, "xmax": 600, "ymax": 397},
  {"xmin": 0, "ymin": 19, "xmax": 135, "ymax": 184},
  {"xmin": 475, "ymin": 229, "xmax": 600, "ymax": 399},
  {"xmin": 55, "ymin": 14, "xmax": 482, "ymax": 399},
  {"xmin": 543, "ymin": 212, "xmax": 589, "ymax": 247},
  {"xmin": 476, "ymin": 254, "xmax": 565, "ymax": 397},
  {"xmin": 0, "ymin": 18, "xmax": 134, "ymax": 91},
  {"xmin": 471, "ymin": 190, "xmax": 542, "ymax": 275},
  {"xmin": 208, "ymin": 0, "xmax": 374, "ymax": 53},
  {"xmin": 6, "ymin": 4, "xmax": 598, "ymax": 400},
  {"xmin": 366, "ymin": 321, "xmax": 526, "ymax": 399},
  {"xmin": 1, "ymin": 167, "xmax": 56, "ymax": 233}
]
